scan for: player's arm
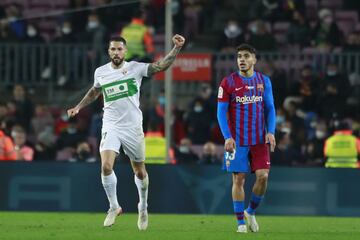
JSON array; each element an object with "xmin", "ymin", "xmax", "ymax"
[
  {"xmin": 263, "ymin": 76, "xmax": 276, "ymax": 151},
  {"xmin": 217, "ymin": 80, "xmax": 235, "ymax": 152},
  {"xmin": 147, "ymin": 34, "xmax": 185, "ymax": 76},
  {"xmin": 67, "ymin": 87, "xmax": 102, "ymax": 117}
]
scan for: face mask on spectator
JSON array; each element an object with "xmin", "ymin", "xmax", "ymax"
[
  {"xmin": 62, "ymin": 27, "xmax": 72, "ymax": 35},
  {"xmin": 179, "ymin": 146, "xmax": 189, "ymax": 153},
  {"xmin": 67, "ymin": 127, "xmax": 77, "ymax": 134},
  {"xmin": 250, "ymin": 25, "xmax": 257, "ymax": 34},
  {"xmin": 79, "ymin": 150, "xmax": 91, "ymax": 159},
  {"xmin": 323, "ymin": 16, "xmax": 333, "ymax": 25},
  {"xmin": 61, "ymin": 113, "xmax": 68, "ymax": 121},
  {"xmin": 27, "ymin": 27, "xmax": 37, "ymax": 37},
  {"xmin": 7, "ymin": 16, "xmax": 17, "ymax": 22},
  {"xmin": 227, "ymin": 24, "xmax": 239, "ymax": 33},
  {"xmin": 194, "ymin": 105, "xmax": 203, "ymax": 113},
  {"xmin": 315, "ymin": 130, "xmax": 326, "ymax": 139},
  {"xmin": 87, "ymin": 21, "xmax": 99, "ymax": 29},
  {"xmin": 158, "ymin": 96, "xmax": 165, "ymax": 106},
  {"xmin": 326, "ymin": 70, "xmax": 337, "ymax": 76},
  {"xmin": 276, "ymin": 116, "xmax": 285, "ymax": 125}
]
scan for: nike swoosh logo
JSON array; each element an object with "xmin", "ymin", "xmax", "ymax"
[{"xmin": 235, "ymin": 87, "xmax": 243, "ymax": 91}]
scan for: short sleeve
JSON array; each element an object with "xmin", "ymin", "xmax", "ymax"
[
  {"xmin": 93, "ymin": 69, "xmax": 101, "ymax": 88},
  {"xmin": 136, "ymin": 62, "xmax": 150, "ymax": 78},
  {"xmin": 217, "ymin": 77, "xmax": 231, "ymax": 102}
]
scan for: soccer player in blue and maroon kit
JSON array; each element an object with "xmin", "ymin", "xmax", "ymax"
[{"xmin": 217, "ymin": 44, "xmax": 276, "ymax": 233}]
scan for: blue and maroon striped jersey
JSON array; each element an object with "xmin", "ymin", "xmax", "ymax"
[{"xmin": 217, "ymin": 71, "xmax": 276, "ymax": 146}]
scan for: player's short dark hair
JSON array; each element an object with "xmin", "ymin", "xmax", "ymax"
[
  {"xmin": 109, "ymin": 36, "xmax": 127, "ymax": 46},
  {"xmin": 236, "ymin": 44, "xmax": 256, "ymax": 55}
]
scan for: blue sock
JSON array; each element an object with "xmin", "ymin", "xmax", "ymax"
[
  {"xmin": 233, "ymin": 201, "xmax": 245, "ymax": 225},
  {"xmin": 246, "ymin": 193, "xmax": 264, "ymax": 215}
]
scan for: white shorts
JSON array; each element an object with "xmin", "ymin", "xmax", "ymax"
[{"xmin": 99, "ymin": 126, "xmax": 145, "ymax": 162}]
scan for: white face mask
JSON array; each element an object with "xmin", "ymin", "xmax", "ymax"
[
  {"xmin": 62, "ymin": 27, "xmax": 71, "ymax": 35},
  {"xmin": 228, "ymin": 24, "xmax": 239, "ymax": 32},
  {"xmin": 27, "ymin": 27, "xmax": 37, "ymax": 37},
  {"xmin": 179, "ymin": 146, "xmax": 189, "ymax": 153},
  {"xmin": 87, "ymin": 21, "xmax": 99, "ymax": 29},
  {"xmin": 315, "ymin": 130, "xmax": 326, "ymax": 139}
]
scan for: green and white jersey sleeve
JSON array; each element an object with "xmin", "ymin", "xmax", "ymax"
[{"xmin": 94, "ymin": 61, "xmax": 149, "ymax": 129}]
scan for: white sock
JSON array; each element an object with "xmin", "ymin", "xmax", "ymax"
[
  {"xmin": 134, "ymin": 174, "xmax": 149, "ymax": 210},
  {"xmin": 101, "ymin": 171, "xmax": 120, "ymax": 210}
]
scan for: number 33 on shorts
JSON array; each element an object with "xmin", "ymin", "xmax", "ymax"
[{"xmin": 225, "ymin": 149, "xmax": 236, "ymax": 168}]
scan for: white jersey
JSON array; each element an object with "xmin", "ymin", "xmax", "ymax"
[{"xmin": 94, "ymin": 61, "xmax": 149, "ymax": 129}]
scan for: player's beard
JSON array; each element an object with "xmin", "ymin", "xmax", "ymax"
[{"xmin": 111, "ymin": 57, "xmax": 123, "ymax": 67}]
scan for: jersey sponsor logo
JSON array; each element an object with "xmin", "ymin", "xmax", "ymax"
[
  {"xmin": 236, "ymin": 95, "xmax": 263, "ymax": 104},
  {"xmin": 102, "ymin": 78, "xmax": 138, "ymax": 102},
  {"xmin": 218, "ymin": 86, "xmax": 223, "ymax": 98}
]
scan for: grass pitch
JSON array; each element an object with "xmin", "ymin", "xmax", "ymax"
[{"xmin": 0, "ymin": 212, "xmax": 359, "ymax": 240}]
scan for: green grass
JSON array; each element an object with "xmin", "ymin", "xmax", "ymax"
[{"xmin": 0, "ymin": 212, "xmax": 359, "ymax": 240}]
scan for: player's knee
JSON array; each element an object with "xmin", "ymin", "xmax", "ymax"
[
  {"xmin": 134, "ymin": 169, "xmax": 146, "ymax": 180},
  {"xmin": 257, "ymin": 172, "xmax": 269, "ymax": 184},
  {"xmin": 101, "ymin": 162, "xmax": 113, "ymax": 175},
  {"xmin": 233, "ymin": 174, "xmax": 245, "ymax": 186}
]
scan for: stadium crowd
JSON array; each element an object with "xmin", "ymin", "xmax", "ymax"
[{"xmin": 0, "ymin": 0, "xmax": 359, "ymax": 166}]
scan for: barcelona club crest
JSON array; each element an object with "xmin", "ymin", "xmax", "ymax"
[{"xmin": 257, "ymin": 84, "xmax": 264, "ymax": 92}]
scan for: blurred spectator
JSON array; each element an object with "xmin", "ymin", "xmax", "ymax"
[
  {"xmin": 56, "ymin": 117, "xmax": 86, "ymax": 151},
  {"xmin": 0, "ymin": 121, "xmax": 16, "ymax": 161},
  {"xmin": 31, "ymin": 104, "xmax": 55, "ymax": 140},
  {"xmin": 218, "ymin": 19, "xmax": 244, "ymax": 53},
  {"xmin": 318, "ymin": 63, "xmax": 349, "ymax": 119},
  {"xmin": 198, "ymin": 141, "xmax": 221, "ymax": 164},
  {"xmin": 311, "ymin": 9, "xmax": 343, "ymax": 50},
  {"xmin": 67, "ymin": 0, "xmax": 89, "ymax": 33},
  {"xmin": 271, "ymin": 131, "xmax": 303, "ymax": 166},
  {"xmin": 183, "ymin": 0, "xmax": 203, "ymax": 46},
  {"xmin": 304, "ymin": 119, "xmax": 327, "ymax": 166},
  {"xmin": 34, "ymin": 126, "xmax": 56, "ymax": 161},
  {"xmin": 0, "ymin": 3, "xmax": 26, "ymax": 41},
  {"xmin": 11, "ymin": 84, "xmax": 34, "ymax": 131},
  {"xmin": 174, "ymin": 138, "xmax": 199, "ymax": 163},
  {"xmin": 324, "ymin": 121, "xmax": 360, "ymax": 168},
  {"xmin": 55, "ymin": 110, "xmax": 70, "ymax": 136},
  {"xmin": 24, "ymin": 23, "xmax": 45, "ymax": 43},
  {"xmin": 343, "ymin": 31, "xmax": 360, "ymax": 52},
  {"xmin": 54, "ymin": 20, "xmax": 77, "ymax": 43},
  {"xmin": 287, "ymin": 10, "xmax": 311, "ymax": 48},
  {"xmin": 248, "ymin": 19, "xmax": 277, "ymax": 51},
  {"xmin": 11, "ymin": 125, "xmax": 34, "ymax": 161},
  {"xmin": 69, "ymin": 141, "xmax": 96, "ymax": 162},
  {"xmin": 121, "ymin": 9, "xmax": 154, "ymax": 62},
  {"xmin": 261, "ymin": 60, "xmax": 288, "ymax": 107},
  {"xmin": 186, "ymin": 98, "xmax": 211, "ymax": 144},
  {"xmin": 172, "ymin": 108, "xmax": 186, "ymax": 145},
  {"xmin": 289, "ymin": 65, "xmax": 320, "ymax": 112},
  {"xmin": 148, "ymin": 90, "xmax": 165, "ymax": 135},
  {"xmin": 78, "ymin": 12, "xmax": 107, "ymax": 64}
]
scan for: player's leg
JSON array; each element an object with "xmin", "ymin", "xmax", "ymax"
[
  {"xmin": 99, "ymin": 130, "xmax": 122, "ymax": 227},
  {"xmin": 222, "ymin": 146, "xmax": 249, "ymax": 233},
  {"xmin": 121, "ymin": 126, "xmax": 149, "ymax": 230},
  {"xmin": 244, "ymin": 144, "xmax": 270, "ymax": 232},
  {"xmin": 232, "ymin": 172, "xmax": 247, "ymax": 233},
  {"xmin": 101, "ymin": 150, "xmax": 122, "ymax": 227}
]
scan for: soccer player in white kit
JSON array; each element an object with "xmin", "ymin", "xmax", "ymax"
[{"xmin": 67, "ymin": 34, "xmax": 185, "ymax": 229}]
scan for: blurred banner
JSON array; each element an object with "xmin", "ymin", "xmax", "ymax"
[
  {"xmin": 154, "ymin": 53, "xmax": 212, "ymax": 81},
  {"xmin": 1, "ymin": 162, "xmax": 360, "ymax": 216}
]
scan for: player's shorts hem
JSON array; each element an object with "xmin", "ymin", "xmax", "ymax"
[{"xmin": 100, "ymin": 148, "xmax": 120, "ymax": 154}]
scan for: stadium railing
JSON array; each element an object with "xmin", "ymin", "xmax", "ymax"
[{"xmin": 1, "ymin": 43, "xmax": 359, "ymax": 101}]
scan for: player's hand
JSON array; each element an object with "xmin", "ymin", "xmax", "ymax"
[
  {"xmin": 172, "ymin": 34, "xmax": 185, "ymax": 48},
  {"xmin": 67, "ymin": 107, "xmax": 80, "ymax": 118},
  {"xmin": 266, "ymin": 133, "xmax": 276, "ymax": 152},
  {"xmin": 224, "ymin": 138, "xmax": 236, "ymax": 153}
]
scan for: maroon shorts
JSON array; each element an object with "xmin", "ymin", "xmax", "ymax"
[{"xmin": 249, "ymin": 144, "xmax": 271, "ymax": 172}]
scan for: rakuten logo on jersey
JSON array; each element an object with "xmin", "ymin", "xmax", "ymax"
[{"xmin": 236, "ymin": 95, "xmax": 263, "ymax": 104}]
